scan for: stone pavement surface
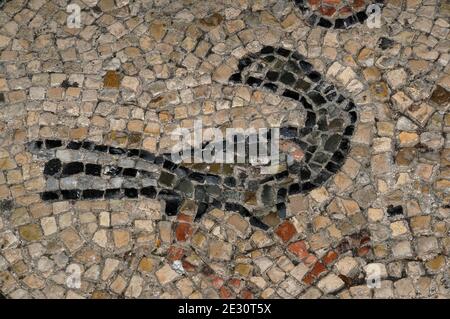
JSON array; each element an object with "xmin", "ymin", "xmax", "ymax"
[{"xmin": 0, "ymin": 0, "xmax": 449, "ymax": 299}]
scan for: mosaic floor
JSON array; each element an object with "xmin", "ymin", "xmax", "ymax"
[{"xmin": 0, "ymin": 0, "xmax": 449, "ymax": 299}]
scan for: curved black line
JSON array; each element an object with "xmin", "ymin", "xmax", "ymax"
[
  {"xmin": 31, "ymin": 46, "xmax": 357, "ymax": 230},
  {"xmin": 230, "ymin": 46, "xmax": 356, "ymax": 190}
]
